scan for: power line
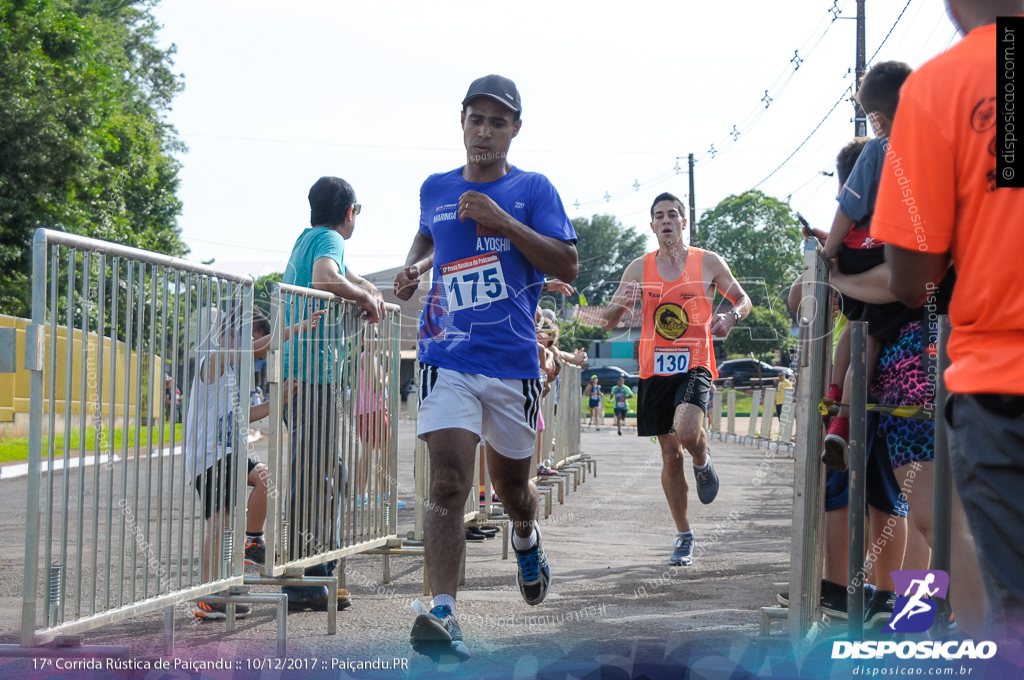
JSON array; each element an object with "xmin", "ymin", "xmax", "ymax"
[
  {"xmin": 868, "ymin": 0, "xmax": 914, "ymax": 63},
  {"xmin": 568, "ymin": 0, "xmax": 853, "ymax": 211},
  {"xmin": 752, "ymin": 85, "xmax": 852, "ymax": 191}
]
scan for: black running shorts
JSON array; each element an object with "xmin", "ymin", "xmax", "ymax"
[
  {"xmin": 195, "ymin": 454, "xmax": 258, "ymax": 519},
  {"xmin": 636, "ymin": 368, "xmax": 713, "ymax": 437}
]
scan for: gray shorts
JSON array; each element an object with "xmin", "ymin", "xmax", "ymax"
[{"xmin": 947, "ymin": 392, "xmax": 1024, "ymax": 634}]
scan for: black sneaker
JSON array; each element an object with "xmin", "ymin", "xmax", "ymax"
[
  {"xmin": 244, "ymin": 535, "xmax": 266, "ymax": 566},
  {"xmin": 410, "ymin": 604, "xmax": 470, "ymax": 660},
  {"xmin": 465, "ymin": 528, "xmax": 486, "ymax": 542},
  {"xmin": 776, "ymin": 580, "xmax": 875, "ymax": 621},
  {"xmin": 865, "ymin": 590, "xmax": 897, "ymax": 629},
  {"xmin": 193, "ymin": 600, "xmax": 252, "ymax": 620},
  {"xmin": 287, "ymin": 588, "xmax": 352, "ymax": 612},
  {"xmin": 513, "ymin": 528, "xmax": 550, "ymax": 606}
]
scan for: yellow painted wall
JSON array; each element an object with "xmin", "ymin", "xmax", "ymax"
[{"xmin": 0, "ymin": 315, "xmax": 162, "ymax": 427}]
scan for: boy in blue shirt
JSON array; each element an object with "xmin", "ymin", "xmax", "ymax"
[{"xmin": 821, "ymin": 61, "xmax": 914, "ymax": 471}]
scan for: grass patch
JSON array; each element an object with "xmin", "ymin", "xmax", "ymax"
[
  {"xmin": 575, "ymin": 389, "xmax": 769, "ymax": 418},
  {"xmin": 0, "ymin": 423, "xmax": 184, "ymax": 465}
]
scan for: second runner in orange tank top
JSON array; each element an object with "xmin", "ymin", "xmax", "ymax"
[{"xmin": 638, "ymin": 248, "xmax": 718, "ymax": 380}]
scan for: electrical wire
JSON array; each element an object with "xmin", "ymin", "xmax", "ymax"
[
  {"xmin": 868, "ymin": 0, "xmax": 914, "ymax": 64},
  {"xmin": 752, "ymin": 86, "xmax": 852, "ymax": 191}
]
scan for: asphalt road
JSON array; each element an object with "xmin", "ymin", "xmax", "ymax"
[{"xmin": 0, "ymin": 416, "xmax": 796, "ymax": 678}]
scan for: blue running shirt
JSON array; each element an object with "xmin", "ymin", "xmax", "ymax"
[{"xmin": 418, "ymin": 166, "xmax": 576, "ymax": 379}]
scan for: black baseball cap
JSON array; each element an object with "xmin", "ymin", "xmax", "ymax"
[{"xmin": 462, "ymin": 74, "xmax": 521, "ymax": 113}]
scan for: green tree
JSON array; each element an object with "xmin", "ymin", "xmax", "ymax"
[
  {"xmin": 0, "ymin": 0, "xmax": 187, "ymax": 318},
  {"xmin": 556, "ymin": 320, "xmax": 608, "ymax": 353},
  {"xmin": 570, "ymin": 214, "xmax": 647, "ymax": 306},
  {"xmin": 253, "ymin": 272, "xmax": 284, "ymax": 319},
  {"xmin": 723, "ymin": 305, "xmax": 794, "ymax": 363},
  {"xmin": 698, "ymin": 191, "xmax": 801, "ymax": 307}
]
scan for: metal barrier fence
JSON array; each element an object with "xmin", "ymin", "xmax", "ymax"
[
  {"xmin": 768, "ymin": 237, "xmax": 956, "ymax": 646},
  {"xmin": 552, "ymin": 365, "xmax": 582, "ymax": 467},
  {"xmin": 709, "ymin": 386, "xmax": 795, "ymax": 452},
  {"xmin": 260, "ymin": 283, "xmax": 401, "ymax": 579},
  {"xmin": 20, "ymin": 229, "xmax": 256, "ymax": 647}
]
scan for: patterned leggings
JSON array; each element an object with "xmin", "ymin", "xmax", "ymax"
[{"xmin": 868, "ymin": 320, "xmax": 935, "ymax": 469}]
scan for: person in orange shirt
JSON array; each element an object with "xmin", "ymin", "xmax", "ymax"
[
  {"xmin": 600, "ymin": 193, "xmax": 751, "ymax": 567},
  {"xmin": 872, "ymin": 0, "xmax": 1022, "ymax": 642}
]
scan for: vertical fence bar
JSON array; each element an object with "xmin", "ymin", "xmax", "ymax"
[
  {"xmin": 847, "ymin": 321, "xmax": 868, "ymax": 637},
  {"xmin": 43, "ymin": 244, "xmax": 59, "ymax": 624},
  {"xmin": 22, "ymin": 232, "xmax": 49, "ymax": 645},
  {"xmin": 103, "ymin": 257, "xmax": 120, "ymax": 610},
  {"xmin": 234, "ymin": 284, "xmax": 254, "ymax": 580},
  {"xmin": 89, "ymin": 253, "xmax": 105, "ymax": 614},
  {"xmin": 931, "ymin": 315, "xmax": 953, "ymax": 636},
  {"xmin": 788, "ymin": 237, "xmax": 831, "ymax": 642},
  {"xmin": 727, "ymin": 390, "xmax": 736, "ymax": 437},
  {"xmin": 142, "ymin": 263, "xmax": 158, "ymax": 599},
  {"xmin": 761, "ymin": 387, "xmax": 777, "ymax": 441},
  {"xmin": 153, "ymin": 266, "xmax": 169, "ymax": 595},
  {"xmin": 747, "ymin": 390, "xmax": 761, "ymax": 440},
  {"xmin": 389, "ymin": 310, "xmax": 401, "ymax": 537},
  {"xmin": 75, "ymin": 251, "xmax": 91, "ymax": 618},
  {"xmin": 778, "ymin": 388, "xmax": 796, "ymax": 446},
  {"xmin": 264, "ymin": 284, "xmax": 284, "ymax": 574},
  {"xmin": 58, "ymin": 247, "xmax": 77, "ymax": 623},
  {"xmin": 116, "ymin": 260, "xmax": 134, "ymax": 607}
]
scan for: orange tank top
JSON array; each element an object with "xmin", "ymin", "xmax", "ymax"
[{"xmin": 638, "ymin": 248, "xmax": 718, "ymax": 380}]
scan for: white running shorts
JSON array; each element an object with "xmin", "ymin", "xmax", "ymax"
[{"xmin": 416, "ymin": 363, "xmax": 541, "ymax": 459}]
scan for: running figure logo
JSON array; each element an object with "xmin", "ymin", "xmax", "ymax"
[{"xmin": 885, "ymin": 570, "xmax": 949, "ymax": 633}]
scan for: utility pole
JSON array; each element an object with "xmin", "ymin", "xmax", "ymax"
[
  {"xmin": 854, "ymin": 0, "xmax": 867, "ymax": 137},
  {"xmin": 688, "ymin": 153, "xmax": 697, "ymax": 245}
]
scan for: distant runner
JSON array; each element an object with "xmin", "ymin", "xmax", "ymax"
[{"xmin": 601, "ymin": 192, "xmax": 750, "ymax": 567}]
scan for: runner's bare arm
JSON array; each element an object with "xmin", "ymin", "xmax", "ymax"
[
  {"xmin": 311, "ymin": 257, "xmax": 381, "ymax": 323},
  {"xmin": 395, "ymin": 231, "xmax": 435, "ymax": 301},
  {"xmin": 457, "ymin": 190, "xmax": 578, "ymax": 283},
  {"xmin": 252, "ymin": 309, "xmax": 327, "ymax": 358},
  {"xmin": 346, "ymin": 268, "xmax": 387, "ymax": 320},
  {"xmin": 598, "ymin": 256, "xmax": 644, "ymax": 331},
  {"xmin": 884, "ymin": 244, "xmax": 950, "ymax": 308},
  {"xmin": 706, "ymin": 252, "xmax": 751, "ymax": 337}
]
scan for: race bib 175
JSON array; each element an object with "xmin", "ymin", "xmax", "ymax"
[{"xmin": 441, "ymin": 252, "xmax": 509, "ymax": 312}]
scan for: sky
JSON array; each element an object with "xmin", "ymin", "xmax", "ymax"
[{"xmin": 152, "ymin": 0, "xmax": 960, "ymax": 284}]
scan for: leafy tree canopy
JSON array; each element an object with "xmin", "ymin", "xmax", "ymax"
[
  {"xmin": 0, "ymin": 0, "xmax": 187, "ymax": 317},
  {"xmin": 698, "ymin": 190, "xmax": 801, "ymax": 308},
  {"xmin": 723, "ymin": 304, "xmax": 795, "ymax": 363},
  {"xmin": 253, "ymin": 272, "xmax": 283, "ymax": 319},
  {"xmin": 556, "ymin": 320, "xmax": 608, "ymax": 353}
]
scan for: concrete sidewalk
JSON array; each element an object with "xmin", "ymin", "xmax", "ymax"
[{"xmin": 0, "ymin": 419, "xmax": 796, "ymax": 676}]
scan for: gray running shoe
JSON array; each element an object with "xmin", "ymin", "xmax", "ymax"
[
  {"xmin": 410, "ymin": 604, "xmax": 470, "ymax": 661},
  {"xmin": 670, "ymin": 534, "xmax": 695, "ymax": 567},
  {"xmin": 694, "ymin": 452, "xmax": 720, "ymax": 504}
]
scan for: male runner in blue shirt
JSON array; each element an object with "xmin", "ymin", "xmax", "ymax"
[{"xmin": 395, "ymin": 74, "xmax": 577, "ymax": 660}]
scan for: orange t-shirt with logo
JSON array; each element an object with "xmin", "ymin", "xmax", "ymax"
[
  {"xmin": 638, "ymin": 248, "xmax": 718, "ymax": 380},
  {"xmin": 872, "ymin": 22, "xmax": 1024, "ymax": 395}
]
